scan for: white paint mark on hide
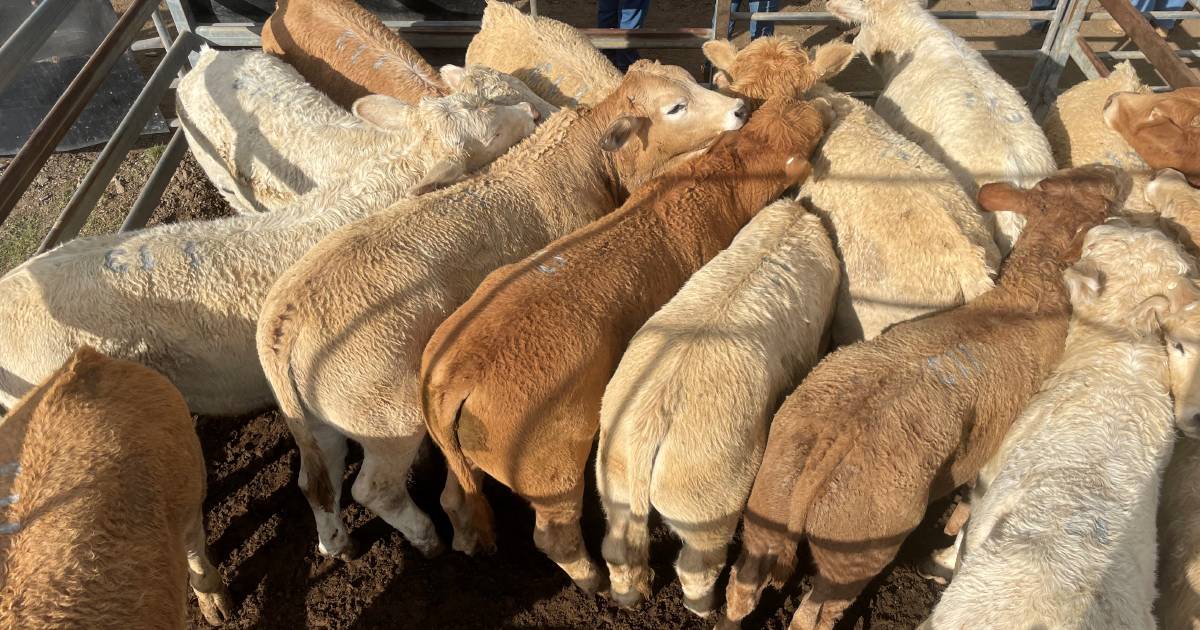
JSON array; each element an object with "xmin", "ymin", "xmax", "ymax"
[
  {"xmin": 103, "ymin": 249, "xmax": 129, "ymax": 274},
  {"xmin": 538, "ymin": 254, "xmax": 567, "ymax": 275}
]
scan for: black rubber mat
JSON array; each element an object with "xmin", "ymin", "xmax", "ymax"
[{"xmin": 0, "ymin": 0, "xmax": 168, "ymax": 156}]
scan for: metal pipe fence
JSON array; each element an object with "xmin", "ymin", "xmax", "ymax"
[{"xmin": 0, "ymin": 0, "xmax": 1194, "ymax": 255}]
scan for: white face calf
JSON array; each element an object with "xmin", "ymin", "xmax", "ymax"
[
  {"xmin": 353, "ymin": 92, "xmax": 539, "ymax": 195},
  {"xmin": 1158, "ymin": 282, "xmax": 1200, "ymax": 437},
  {"xmin": 440, "ymin": 63, "xmax": 558, "ymax": 122}
]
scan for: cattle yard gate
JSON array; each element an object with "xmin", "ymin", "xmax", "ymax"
[{"xmin": 0, "ymin": 0, "xmax": 1197, "ymax": 251}]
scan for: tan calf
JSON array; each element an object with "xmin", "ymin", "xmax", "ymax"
[
  {"xmin": 597, "ymin": 199, "xmax": 840, "ymax": 617},
  {"xmin": 466, "ymin": 0, "xmax": 623, "ymax": 109},
  {"xmin": 261, "ymin": 0, "xmax": 446, "ymax": 108},
  {"xmin": 1105, "ymin": 88, "xmax": 1200, "ymax": 186},
  {"xmin": 257, "ymin": 61, "xmax": 748, "ymax": 565},
  {"xmin": 721, "ymin": 166, "xmax": 1120, "ymax": 630},
  {"xmin": 420, "ymin": 96, "xmax": 825, "ymax": 593},
  {"xmin": 0, "ymin": 347, "xmax": 231, "ymax": 628}
]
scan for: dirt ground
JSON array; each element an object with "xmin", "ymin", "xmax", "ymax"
[{"xmin": 4, "ymin": 0, "xmax": 1199, "ymax": 628}]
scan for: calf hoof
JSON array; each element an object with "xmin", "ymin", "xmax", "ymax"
[
  {"xmin": 574, "ymin": 572, "xmax": 610, "ymax": 596},
  {"xmin": 916, "ymin": 557, "xmax": 952, "ymax": 586},
  {"xmin": 196, "ymin": 588, "xmax": 235, "ymax": 626},
  {"xmin": 683, "ymin": 593, "xmax": 716, "ymax": 619},
  {"xmin": 715, "ymin": 615, "xmax": 742, "ymax": 630},
  {"xmin": 612, "ymin": 587, "xmax": 646, "ymax": 609},
  {"xmin": 318, "ymin": 536, "xmax": 362, "ymax": 562},
  {"xmin": 415, "ymin": 536, "xmax": 446, "ymax": 559}
]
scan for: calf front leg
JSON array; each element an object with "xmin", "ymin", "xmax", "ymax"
[{"xmin": 185, "ymin": 508, "xmax": 234, "ymax": 626}]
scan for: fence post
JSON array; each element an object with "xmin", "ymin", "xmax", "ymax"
[{"xmin": 1030, "ymin": 0, "xmax": 1089, "ymax": 119}]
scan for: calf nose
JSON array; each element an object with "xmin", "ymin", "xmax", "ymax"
[{"xmin": 731, "ymin": 100, "xmax": 748, "ymax": 122}]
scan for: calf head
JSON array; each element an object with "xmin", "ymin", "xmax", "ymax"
[
  {"xmin": 439, "ymin": 64, "xmax": 558, "ymax": 122},
  {"xmin": 721, "ymin": 97, "xmax": 828, "ymax": 205},
  {"xmin": 702, "ymin": 37, "xmax": 856, "ymax": 107},
  {"xmin": 1104, "ymin": 89, "xmax": 1200, "ymax": 185},
  {"xmin": 827, "ymin": 0, "xmax": 925, "ymax": 60},
  {"xmin": 976, "ymin": 165, "xmax": 1123, "ymax": 265},
  {"xmin": 1148, "ymin": 281, "xmax": 1200, "ymax": 436},
  {"xmin": 353, "ymin": 92, "xmax": 538, "ymax": 195},
  {"xmin": 596, "ymin": 61, "xmax": 749, "ymax": 191}
]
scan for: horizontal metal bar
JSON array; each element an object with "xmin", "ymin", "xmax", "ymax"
[
  {"xmin": 1098, "ymin": 49, "xmax": 1200, "ymax": 59},
  {"xmin": 731, "ymin": 9, "xmax": 1058, "ymax": 20},
  {"xmin": 195, "ymin": 23, "xmax": 716, "ymax": 49},
  {"xmin": 0, "ymin": 0, "xmax": 76, "ymax": 95},
  {"xmin": 1100, "ymin": 0, "xmax": 1199, "ymax": 87},
  {"xmin": 39, "ymin": 30, "xmax": 200, "ymax": 252},
  {"xmin": 121, "ymin": 128, "xmax": 188, "ymax": 233},
  {"xmin": 1085, "ymin": 10, "xmax": 1200, "ymax": 19},
  {"xmin": 0, "ymin": 0, "xmax": 160, "ymax": 229}
]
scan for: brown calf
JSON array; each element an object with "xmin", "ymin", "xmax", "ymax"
[
  {"xmin": 262, "ymin": 0, "xmax": 447, "ymax": 109},
  {"xmin": 720, "ymin": 166, "xmax": 1121, "ymax": 630},
  {"xmin": 1105, "ymin": 88, "xmax": 1200, "ymax": 186},
  {"xmin": 421, "ymin": 97, "xmax": 827, "ymax": 593},
  {"xmin": 0, "ymin": 347, "xmax": 231, "ymax": 628}
]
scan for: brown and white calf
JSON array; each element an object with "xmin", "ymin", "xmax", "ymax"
[
  {"xmin": 421, "ymin": 97, "xmax": 826, "ymax": 592},
  {"xmin": 721, "ymin": 166, "xmax": 1120, "ymax": 630},
  {"xmin": 261, "ymin": 0, "xmax": 446, "ymax": 108},
  {"xmin": 0, "ymin": 347, "xmax": 231, "ymax": 628},
  {"xmin": 1105, "ymin": 88, "xmax": 1200, "ymax": 186},
  {"xmin": 257, "ymin": 61, "xmax": 748, "ymax": 565}
]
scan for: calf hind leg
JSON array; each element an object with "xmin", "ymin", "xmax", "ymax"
[
  {"xmin": 673, "ymin": 514, "xmax": 739, "ymax": 619},
  {"xmin": 532, "ymin": 499, "xmax": 607, "ymax": 594},
  {"xmin": 185, "ymin": 508, "xmax": 234, "ymax": 626},
  {"xmin": 300, "ymin": 421, "xmax": 358, "ymax": 560},
  {"xmin": 440, "ymin": 466, "xmax": 494, "ymax": 554},
  {"xmin": 599, "ymin": 491, "xmax": 653, "ymax": 608},
  {"xmin": 353, "ymin": 434, "xmax": 444, "ymax": 558}
]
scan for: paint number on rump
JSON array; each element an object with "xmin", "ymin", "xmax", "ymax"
[
  {"xmin": 924, "ymin": 342, "xmax": 982, "ymax": 386},
  {"xmin": 103, "ymin": 242, "xmax": 203, "ymax": 274}
]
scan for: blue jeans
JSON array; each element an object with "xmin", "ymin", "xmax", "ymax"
[
  {"xmin": 728, "ymin": 0, "xmax": 780, "ymax": 39},
  {"xmin": 1032, "ymin": 0, "xmax": 1187, "ymax": 30},
  {"xmin": 598, "ymin": 0, "xmax": 648, "ymax": 72}
]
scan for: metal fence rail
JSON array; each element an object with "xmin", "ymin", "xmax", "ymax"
[
  {"xmin": 1063, "ymin": 0, "xmax": 1200, "ymax": 87},
  {"xmin": 1, "ymin": 0, "xmax": 1194, "ymax": 256}
]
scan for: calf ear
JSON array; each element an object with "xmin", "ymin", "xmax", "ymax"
[
  {"xmin": 441, "ymin": 65, "xmax": 467, "ymax": 92},
  {"xmin": 702, "ymin": 40, "xmax": 738, "ymax": 72},
  {"xmin": 977, "ymin": 182, "xmax": 1030, "ymax": 215},
  {"xmin": 408, "ymin": 158, "xmax": 467, "ymax": 197},
  {"xmin": 600, "ymin": 115, "xmax": 647, "ymax": 152},
  {"xmin": 1133, "ymin": 295, "xmax": 1170, "ymax": 333},
  {"xmin": 713, "ymin": 70, "xmax": 733, "ymax": 90},
  {"xmin": 352, "ymin": 95, "xmax": 414, "ymax": 130},
  {"xmin": 812, "ymin": 41, "xmax": 856, "ymax": 82},
  {"xmin": 1063, "ymin": 261, "xmax": 1104, "ymax": 306}
]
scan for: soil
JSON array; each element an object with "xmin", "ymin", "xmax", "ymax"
[{"xmin": 7, "ymin": 1, "xmax": 1199, "ymax": 629}]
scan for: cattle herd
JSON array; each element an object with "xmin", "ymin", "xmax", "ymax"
[{"xmin": 3, "ymin": 0, "xmax": 1200, "ymax": 627}]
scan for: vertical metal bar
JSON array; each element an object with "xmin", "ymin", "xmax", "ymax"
[
  {"xmin": 152, "ymin": 8, "xmax": 175, "ymax": 49},
  {"xmin": 0, "ymin": 0, "xmax": 76, "ymax": 95},
  {"xmin": 529, "ymin": 0, "xmax": 539, "ymax": 17},
  {"xmin": 0, "ymin": 0, "xmax": 160, "ymax": 229},
  {"xmin": 1100, "ymin": 0, "xmax": 1200, "ymax": 87},
  {"xmin": 1075, "ymin": 34, "xmax": 1110, "ymax": 78},
  {"xmin": 38, "ymin": 30, "xmax": 199, "ymax": 252},
  {"xmin": 164, "ymin": 0, "xmax": 197, "ymax": 33},
  {"xmin": 120, "ymin": 128, "xmax": 188, "ymax": 233},
  {"xmin": 712, "ymin": 0, "xmax": 733, "ymax": 42},
  {"xmin": 1031, "ymin": 0, "xmax": 1089, "ymax": 119}
]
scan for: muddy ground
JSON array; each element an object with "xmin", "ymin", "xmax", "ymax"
[{"xmin": 4, "ymin": 0, "xmax": 1198, "ymax": 628}]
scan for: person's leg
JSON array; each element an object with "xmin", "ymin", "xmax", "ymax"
[
  {"xmin": 748, "ymin": 0, "xmax": 779, "ymax": 39},
  {"xmin": 1030, "ymin": 0, "xmax": 1056, "ymax": 32},
  {"xmin": 598, "ymin": 0, "xmax": 620, "ymax": 28},
  {"xmin": 727, "ymin": 0, "xmax": 744, "ymax": 39},
  {"xmin": 603, "ymin": 0, "xmax": 647, "ymax": 72},
  {"xmin": 1154, "ymin": 0, "xmax": 1186, "ymax": 32}
]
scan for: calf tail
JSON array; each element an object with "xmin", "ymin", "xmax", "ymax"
[
  {"xmin": 622, "ymin": 404, "xmax": 671, "ymax": 530},
  {"xmin": 257, "ymin": 302, "xmax": 335, "ymax": 514},
  {"xmin": 421, "ymin": 372, "xmax": 495, "ymax": 549}
]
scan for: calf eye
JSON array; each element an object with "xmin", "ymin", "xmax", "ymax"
[
  {"xmin": 1175, "ymin": 342, "xmax": 1187, "ymax": 354},
  {"xmin": 667, "ymin": 102, "xmax": 687, "ymax": 115}
]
